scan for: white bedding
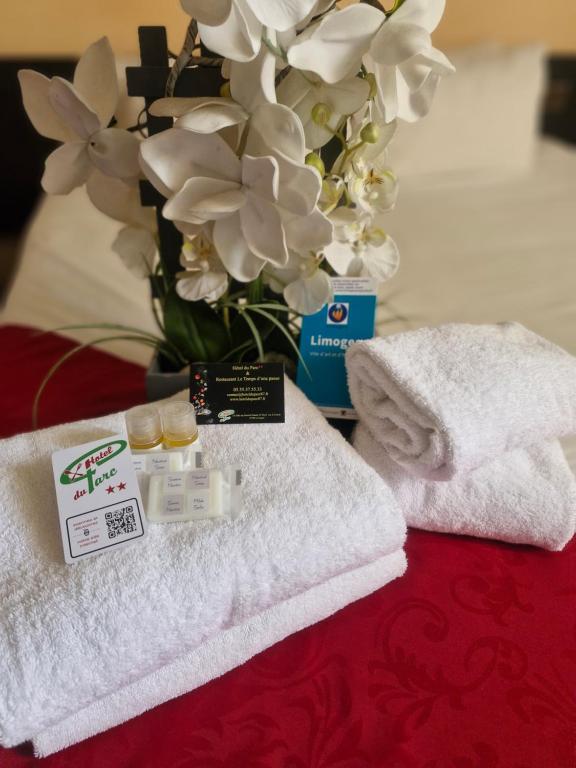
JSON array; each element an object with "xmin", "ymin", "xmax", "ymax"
[{"xmin": 3, "ymin": 138, "xmax": 576, "ymax": 454}]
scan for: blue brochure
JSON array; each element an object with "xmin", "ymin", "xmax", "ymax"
[{"xmin": 297, "ymin": 278, "xmax": 377, "ymax": 418}]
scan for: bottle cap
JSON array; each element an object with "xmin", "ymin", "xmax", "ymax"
[
  {"xmin": 125, "ymin": 405, "xmax": 163, "ymax": 449},
  {"xmin": 160, "ymin": 401, "xmax": 198, "ymax": 443}
]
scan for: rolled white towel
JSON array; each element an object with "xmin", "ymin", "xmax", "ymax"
[
  {"xmin": 346, "ymin": 323, "xmax": 576, "ymax": 480},
  {"xmin": 355, "ymin": 424, "xmax": 576, "ymax": 551}
]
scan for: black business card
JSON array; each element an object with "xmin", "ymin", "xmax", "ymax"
[{"xmin": 190, "ymin": 363, "xmax": 285, "ymax": 424}]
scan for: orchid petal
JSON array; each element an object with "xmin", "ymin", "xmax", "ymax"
[
  {"xmin": 240, "ymin": 197, "xmax": 288, "ymax": 266},
  {"xmin": 275, "ymin": 155, "xmax": 321, "ymax": 215},
  {"xmin": 86, "ymin": 171, "xmax": 155, "ymax": 229},
  {"xmin": 140, "ymin": 129, "xmax": 241, "ymax": 197},
  {"xmin": 287, "ymin": 5, "xmax": 384, "ymax": 84},
  {"xmin": 180, "ymin": 0, "xmax": 231, "ymax": 25},
  {"xmin": 278, "ymin": 71, "xmax": 370, "ymax": 150},
  {"xmin": 73, "ymin": 37, "xmax": 118, "ymax": 127},
  {"xmin": 276, "ymin": 69, "xmax": 313, "ymax": 113},
  {"xmin": 245, "ymin": 103, "xmax": 306, "ymax": 162},
  {"xmin": 229, "ymin": 46, "xmax": 277, "ymax": 112},
  {"xmin": 41, "ymin": 142, "xmax": 91, "ymax": 194},
  {"xmin": 284, "ymin": 267, "xmax": 333, "ymax": 314},
  {"xmin": 295, "ymin": 0, "xmax": 335, "ymax": 30},
  {"xmin": 17, "ymin": 70, "xmax": 76, "ymax": 142},
  {"xmin": 282, "ymin": 208, "xmax": 333, "ymax": 253},
  {"xmin": 241, "ymin": 155, "xmax": 279, "ymax": 201},
  {"xmin": 325, "ymin": 76, "xmax": 371, "ymax": 116},
  {"xmin": 112, "ymin": 226, "xmax": 157, "ymax": 278},
  {"xmin": 48, "ymin": 78, "xmax": 101, "ymax": 139},
  {"xmin": 323, "ymin": 240, "xmax": 356, "ymax": 275},
  {"xmin": 177, "ymin": 270, "xmax": 228, "ymax": 302},
  {"xmin": 174, "ymin": 222, "xmax": 203, "ymax": 242},
  {"xmin": 175, "ymin": 100, "xmax": 249, "ymax": 133},
  {"xmin": 87, "ymin": 127, "xmax": 140, "ymax": 179},
  {"xmin": 247, "ymin": 0, "xmax": 317, "ymax": 31},
  {"xmin": 396, "ymin": 68, "xmax": 439, "ymax": 122},
  {"xmin": 415, "ymin": 46, "xmax": 456, "ymax": 76},
  {"xmin": 198, "ymin": 0, "xmax": 261, "ymax": 62},
  {"xmin": 213, "ymin": 215, "xmax": 267, "ymax": 281},
  {"xmin": 164, "ymin": 177, "xmax": 245, "ymax": 223},
  {"xmin": 374, "ymin": 64, "xmax": 400, "ymax": 123},
  {"xmin": 370, "ymin": 22, "xmax": 431, "ymax": 66},
  {"xmin": 391, "ymin": 0, "xmax": 446, "ymax": 34},
  {"xmin": 150, "ymin": 95, "xmax": 238, "ymax": 117},
  {"xmin": 362, "ymin": 234, "xmax": 399, "ymax": 282}
]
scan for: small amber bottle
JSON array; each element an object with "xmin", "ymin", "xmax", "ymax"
[
  {"xmin": 125, "ymin": 405, "xmax": 163, "ymax": 452},
  {"xmin": 160, "ymin": 401, "xmax": 199, "ymax": 449}
]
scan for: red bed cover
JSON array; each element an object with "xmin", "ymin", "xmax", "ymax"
[{"xmin": 0, "ymin": 325, "xmax": 574, "ymax": 768}]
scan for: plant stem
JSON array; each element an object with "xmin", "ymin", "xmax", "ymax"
[{"xmin": 247, "ymin": 274, "xmax": 264, "ymax": 305}]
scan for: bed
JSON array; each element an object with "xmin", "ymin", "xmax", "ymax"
[{"xmin": 1, "ymin": 43, "xmax": 575, "ymax": 768}]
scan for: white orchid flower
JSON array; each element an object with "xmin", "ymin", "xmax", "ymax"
[
  {"xmin": 141, "ymin": 129, "xmax": 288, "ymax": 281},
  {"xmin": 367, "ymin": 0, "xmax": 455, "ymax": 123},
  {"xmin": 265, "ymin": 252, "xmax": 333, "ymax": 315},
  {"xmin": 112, "ymin": 227, "xmax": 157, "ymax": 278},
  {"xmin": 18, "ymin": 38, "xmax": 140, "ymax": 195},
  {"xmin": 343, "ymin": 120, "xmax": 399, "ymax": 214},
  {"xmin": 277, "ymin": 69, "xmax": 370, "ymax": 150},
  {"xmin": 244, "ymin": 103, "xmax": 333, "ymax": 253},
  {"xmin": 286, "ymin": 4, "xmax": 384, "ymax": 84},
  {"xmin": 324, "ymin": 208, "xmax": 399, "ymax": 284},
  {"xmin": 244, "ymin": 103, "xmax": 322, "ymax": 217},
  {"xmin": 318, "ymin": 176, "xmax": 345, "ymax": 215},
  {"xmin": 176, "ymin": 228, "xmax": 229, "ymax": 302},
  {"xmin": 182, "ymin": 0, "xmax": 318, "ymax": 62},
  {"xmin": 86, "ymin": 172, "xmax": 156, "ymax": 231}
]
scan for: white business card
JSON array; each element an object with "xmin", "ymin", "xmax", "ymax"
[{"xmin": 52, "ymin": 434, "xmax": 147, "ymax": 564}]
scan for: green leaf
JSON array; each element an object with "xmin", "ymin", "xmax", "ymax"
[
  {"xmin": 247, "ymin": 307, "xmax": 309, "ymax": 376},
  {"xmin": 238, "ymin": 310, "xmax": 265, "ymax": 361},
  {"xmin": 163, "ymin": 287, "xmax": 231, "ymax": 363},
  {"xmin": 32, "ymin": 334, "xmax": 160, "ymax": 428}
]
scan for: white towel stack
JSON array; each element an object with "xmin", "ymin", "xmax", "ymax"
[
  {"xmin": 347, "ymin": 322, "xmax": 576, "ymax": 550},
  {"xmin": 0, "ymin": 379, "xmax": 406, "ymax": 755}
]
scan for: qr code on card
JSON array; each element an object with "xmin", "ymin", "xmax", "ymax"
[{"xmin": 105, "ymin": 506, "xmax": 136, "ymax": 538}]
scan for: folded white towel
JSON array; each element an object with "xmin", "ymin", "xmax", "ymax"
[
  {"xmin": 0, "ymin": 379, "xmax": 406, "ymax": 748},
  {"xmin": 347, "ymin": 323, "xmax": 576, "ymax": 480},
  {"xmin": 34, "ymin": 549, "xmax": 406, "ymax": 756},
  {"xmin": 355, "ymin": 425, "xmax": 576, "ymax": 550}
]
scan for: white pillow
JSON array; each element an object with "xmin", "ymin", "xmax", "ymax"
[{"xmin": 390, "ymin": 43, "xmax": 547, "ymax": 179}]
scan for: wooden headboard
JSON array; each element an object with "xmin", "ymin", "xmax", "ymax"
[
  {"xmin": 542, "ymin": 57, "xmax": 576, "ymax": 146},
  {"xmin": 2, "ymin": 55, "xmax": 575, "ymax": 237}
]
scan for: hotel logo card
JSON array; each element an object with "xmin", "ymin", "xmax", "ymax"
[
  {"xmin": 296, "ymin": 277, "xmax": 377, "ymax": 419},
  {"xmin": 52, "ymin": 434, "xmax": 147, "ymax": 564},
  {"xmin": 190, "ymin": 362, "xmax": 285, "ymax": 424}
]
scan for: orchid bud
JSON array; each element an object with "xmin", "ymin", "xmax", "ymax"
[
  {"xmin": 360, "ymin": 122, "xmax": 380, "ymax": 144},
  {"xmin": 219, "ymin": 81, "xmax": 231, "ymax": 98},
  {"xmin": 311, "ymin": 102, "xmax": 332, "ymax": 126},
  {"xmin": 305, "ymin": 152, "xmax": 325, "ymax": 177}
]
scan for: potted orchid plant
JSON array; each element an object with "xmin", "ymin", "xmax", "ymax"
[{"xmin": 18, "ymin": 0, "xmax": 452, "ymax": 402}]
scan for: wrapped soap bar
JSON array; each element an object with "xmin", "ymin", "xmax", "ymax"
[
  {"xmin": 131, "ymin": 448, "xmax": 202, "ymax": 474},
  {"xmin": 147, "ymin": 467, "xmax": 242, "ymax": 523}
]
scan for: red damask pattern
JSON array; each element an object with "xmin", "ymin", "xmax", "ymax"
[{"xmin": 0, "ymin": 326, "xmax": 574, "ymax": 768}]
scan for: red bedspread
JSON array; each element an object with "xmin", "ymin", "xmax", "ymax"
[{"xmin": 1, "ymin": 325, "xmax": 574, "ymax": 768}]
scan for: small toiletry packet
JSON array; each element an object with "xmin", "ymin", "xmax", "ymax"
[
  {"xmin": 147, "ymin": 467, "xmax": 242, "ymax": 523},
  {"xmin": 131, "ymin": 448, "xmax": 203, "ymax": 474},
  {"xmin": 52, "ymin": 434, "xmax": 147, "ymax": 564}
]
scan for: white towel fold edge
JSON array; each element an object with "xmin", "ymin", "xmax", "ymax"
[{"xmin": 32, "ymin": 550, "xmax": 407, "ymax": 757}]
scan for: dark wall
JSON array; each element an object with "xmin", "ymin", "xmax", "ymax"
[{"xmin": 0, "ymin": 59, "xmax": 76, "ymax": 234}]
